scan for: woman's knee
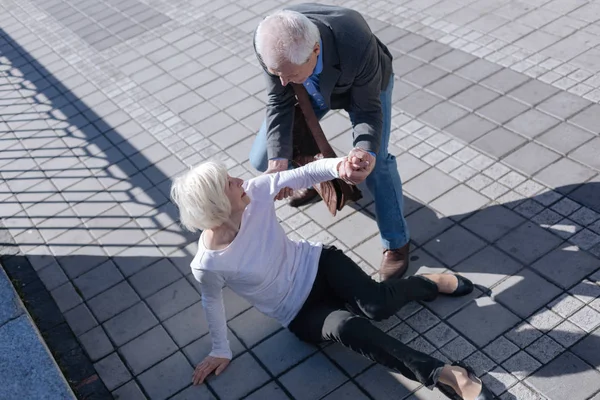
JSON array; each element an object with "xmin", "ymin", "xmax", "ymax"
[{"xmin": 325, "ymin": 313, "xmax": 372, "ymax": 342}]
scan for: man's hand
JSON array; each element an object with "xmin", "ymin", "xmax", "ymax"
[
  {"xmin": 265, "ymin": 159, "xmax": 293, "ymax": 200},
  {"xmin": 339, "ymin": 148, "xmax": 376, "ymax": 185},
  {"xmin": 192, "ymin": 356, "xmax": 230, "ymax": 385}
]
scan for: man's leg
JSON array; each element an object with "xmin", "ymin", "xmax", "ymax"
[
  {"xmin": 249, "ymin": 119, "xmax": 269, "ymax": 172},
  {"xmin": 365, "ymin": 76, "xmax": 411, "ymax": 280}
]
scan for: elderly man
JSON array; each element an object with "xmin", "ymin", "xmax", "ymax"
[{"xmin": 250, "ymin": 4, "xmax": 409, "ymax": 280}]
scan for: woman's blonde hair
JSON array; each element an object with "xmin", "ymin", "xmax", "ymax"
[{"xmin": 170, "ymin": 162, "xmax": 231, "ymax": 232}]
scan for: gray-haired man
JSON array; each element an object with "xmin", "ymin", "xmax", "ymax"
[{"xmin": 249, "ymin": 3, "xmax": 410, "ymax": 280}]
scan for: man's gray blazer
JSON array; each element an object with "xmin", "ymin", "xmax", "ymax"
[{"xmin": 254, "ymin": 3, "xmax": 393, "ymax": 161}]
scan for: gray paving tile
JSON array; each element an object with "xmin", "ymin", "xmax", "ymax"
[
  {"xmin": 444, "ymin": 114, "xmax": 497, "ymax": 144},
  {"xmin": 388, "ymin": 33, "xmax": 429, "ymax": 53},
  {"xmin": 279, "ymin": 352, "xmax": 347, "ymax": 399},
  {"xmin": 404, "ymin": 168, "xmax": 459, "ymax": 203},
  {"xmin": 253, "ymin": 329, "xmax": 317, "ymax": 375},
  {"xmin": 138, "ymin": 352, "xmax": 193, "ymax": 400},
  {"xmin": 454, "ymin": 245, "xmax": 523, "ymax": 288},
  {"xmin": 440, "ymin": 335, "xmax": 477, "ymax": 361},
  {"xmin": 403, "ymin": 65, "xmax": 447, "ymax": 87},
  {"xmin": 163, "ymin": 302, "xmax": 208, "ymax": 347},
  {"xmin": 112, "ymin": 380, "xmax": 146, "ymax": 400},
  {"xmin": 477, "ymin": 97, "xmax": 530, "ymax": 125},
  {"xmin": 508, "ymin": 79, "xmax": 560, "ymax": 106},
  {"xmin": 504, "ymin": 142, "xmax": 562, "ymax": 176},
  {"xmin": 322, "ymin": 382, "xmax": 369, "ymax": 400},
  {"xmin": 73, "ymin": 259, "xmax": 123, "ymax": 300},
  {"xmin": 537, "ymin": 92, "xmax": 592, "ymax": 120},
  {"xmin": 103, "ymin": 302, "xmax": 158, "ymax": 346},
  {"xmin": 481, "ymin": 68, "xmax": 530, "ymax": 94},
  {"xmin": 228, "ymin": 307, "xmax": 281, "ymax": 348},
  {"xmin": 405, "ymin": 207, "xmax": 453, "ymax": 246},
  {"xmin": 94, "ymin": 352, "xmax": 131, "ymax": 391},
  {"xmin": 450, "ymin": 84, "xmax": 500, "ymax": 112},
  {"xmin": 79, "ymin": 326, "xmax": 113, "ymax": 362},
  {"xmin": 448, "ymin": 297, "xmax": 520, "ymax": 347},
  {"xmin": 526, "ymin": 334, "xmax": 565, "ymax": 363},
  {"xmin": 570, "ymin": 137, "xmax": 600, "ymax": 171},
  {"xmin": 355, "ymin": 363, "xmax": 420, "ymax": 400},
  {"xmin": 50, "ymin": 282, "xmax": 82, "ymax": 313},
  {"xmin": 569, "ymin": 104, "xmax": 600, "ymax": 134},
  {"xmin": 146, "ymin": 278, "xmax": 200, "ymax": 321},
  {"xmin": 64, "ymin": 303, "xmax": 97, "ymax": 336},
  {"xmin": 497, "ymin": 221, "xmax": 562, "ymax": 264},
  {"xmin": 484, "ymin": 336, "xmax": 520, "ymax": 363},
  {"xmin": 548, "ymin": 320, "xmax": 587, "ymax": 348},
  {"xmin": 423, "ymin": 322, "xmax": 458, "ymax": 348},
  {"xmin": 569, "ymin": 305, "xmax": 600, "ymax": 332},
  {"xmin": 526, "ymin": 352, "xmax": 600, "ymax": 400},
  {"xmin": 505, "ymin": 109, "xmax": 560, "ymax": 139},
  {"xmin": 129, "ymin": 258, "xmax": 182, "ymax": 298},
  {"xmin": 119, "ymin": 325, "xmax": 178, "ymax": 375},
  {"xmin": 534, "ymin": 158, "xmax": 597, "ymax": 192},
  {"xmin": 472, "ymin": 127, "xmax": 527, "ymax": 159},
  {"xmin": 395, "ymin": 90, "xmax": 443, "ymax": 117},
  {"xmin": 418, "ymin": 102, "xmax": 469, "ymax": 130},
  {"xmin": 430, "ymin": 184, "xmax": 489, "ymax": 220},
  {"xmin": 431, "ymin": 49, "xmax": 477, "ymax": 72},
  {"xmin": 503, "ymin": 350, "xmax": 542, "ymax": 379},
  {"xmin": 537, "ymin": 122, "xmax": 594, "ymax": 155},
  {"xmin": 328, "ymin": 211, "xmax": 379, "ymax": 248},
  {"xmin": 425, "ymin": 74, "xmax": 472, "ymax": 100},
  {"xmin": 493, "ymin": 268, "xmax": 562, "ymax": 318},
  {"xmin": 424, "ymin": 225, "xmax": 486, "ymax": 267},
  {"xmin": 531, "ymin": 245, "xmax": 600, "ymax": 289},
  {"xmin": 456, "ymin": 58, "xmax": 503, "ymax": 82}
]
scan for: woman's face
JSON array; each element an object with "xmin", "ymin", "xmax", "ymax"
[{"xmin": 225, "ymin": 175, "xmax": 250, "ymax": 213}]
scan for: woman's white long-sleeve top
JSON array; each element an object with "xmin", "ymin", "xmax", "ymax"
[{"xmin": 190, "ymin": 158, "xmax": 343, "ymax": 359}]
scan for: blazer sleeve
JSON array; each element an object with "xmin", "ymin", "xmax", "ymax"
[
  {"xmin": 349, "ymin": 35, "xmax": 384, "ymax": 155},
  {"xmin": 263, "ymin": 73, "xmax": 297, "ymax": 160}
]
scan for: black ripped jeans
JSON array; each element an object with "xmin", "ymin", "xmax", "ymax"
[{"xmin": 288, "ymin": 246, "xmax": 445, "ymax": 388}]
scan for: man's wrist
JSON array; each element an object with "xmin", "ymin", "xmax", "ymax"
[{"xmin": 366, "ymin": 151, "xmax": 376, "ymax": 158}]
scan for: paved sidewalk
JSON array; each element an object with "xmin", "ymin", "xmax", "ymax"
[{"xmin": 1, "ymin": 0, "xmax": 600, "ymax": 399}]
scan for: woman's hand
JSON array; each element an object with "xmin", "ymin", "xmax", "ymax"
[{"xmin": 192, "ymin": 356, "xmax": 230, "ymax": 385}]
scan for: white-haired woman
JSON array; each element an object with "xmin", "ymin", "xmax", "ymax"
[{"xmin": 171, "ymin": 157, "xmax": 493, "ymax": 400}]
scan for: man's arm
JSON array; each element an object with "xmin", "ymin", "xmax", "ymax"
[
  {"xmin": 349, "ymin": 36, "xmax": 384, "ymax": 156},
  {"xmin": 263, "ymin": 72, "xmax": 296, "ymax": 161}
]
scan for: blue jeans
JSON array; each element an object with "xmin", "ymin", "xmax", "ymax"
[{"xmin": 249, "ymin": 77, "xmax": 409, "ymax": 249}]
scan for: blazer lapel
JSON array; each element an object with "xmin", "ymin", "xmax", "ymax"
[{"xmin": 315, "ymin": 22, "xmax": 341, "ymax": 109}]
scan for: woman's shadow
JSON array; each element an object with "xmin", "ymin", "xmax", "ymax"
[{"xmin": 328, "ymin": 180, "xmax": 600, "ymax": 399}]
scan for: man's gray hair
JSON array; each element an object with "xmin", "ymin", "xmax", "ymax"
[{"xmin": 255, "ymin": 10, "xmax": 320, "ymax": 69}]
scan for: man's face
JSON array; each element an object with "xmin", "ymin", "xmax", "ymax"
[{"xmin": 267, "ymin": 43, "xmax": 320, "ymax": 86}]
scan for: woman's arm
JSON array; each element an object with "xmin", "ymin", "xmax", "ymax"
[
  {"xmin": 191, "ymin": 269, "xmax": 231, "ymax": 385},
  {"xmin": 196, "ymin": 270, "xmax": 232, "ymax": 359},
  {"xmin": 246, "ymin": 157, "xmax": 345, "ymax": 201}
]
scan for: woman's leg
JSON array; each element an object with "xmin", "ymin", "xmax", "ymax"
[
  {"xmin": 317, "ymin": 246, "xmax": 438, "ymax": 321},
  {"xmin": 288, "ymin": 304, "xmax": 445, "ymax": 388}
]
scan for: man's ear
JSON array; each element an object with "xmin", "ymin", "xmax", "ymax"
[{"xmin": 314, "ymin": 42, "xmax": 320, "ymax": 56}]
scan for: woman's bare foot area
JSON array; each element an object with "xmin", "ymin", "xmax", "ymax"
[
  {"xmin": 422, "ymin": 274, "xmax": 459, "ymax": 294},
  {"xmin": 438, "ymin": 365, "xmax": 482, "ymax": 400}
]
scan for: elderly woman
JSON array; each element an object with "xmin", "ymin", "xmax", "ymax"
[{"xmin": 170, "ymin": 156, "xmax": 493, "ymax": 400}]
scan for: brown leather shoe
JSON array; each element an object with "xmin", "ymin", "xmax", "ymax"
[
  {"xmin": 288, "ymin": 188, "xmax": 320, "ymax": 207},
  {"xmin": 379, "ymin": 243, "xmax": 410, "ymax": 281}
]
